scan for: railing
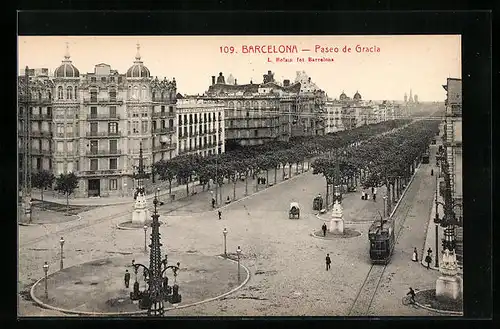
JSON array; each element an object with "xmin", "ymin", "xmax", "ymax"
[
  {"xmin": 80, "ymin": 169, "xmax": 122, "ymax": 176},
  {"xmin": 87, "ymin": 114, "xmax": 121, "ymax": 120},
  {"xmin": 30, "ymin": 114, "xmax": 53, "ymax": 120},
  {"xmin": 31, "ymin": 148, "xmax": 52, "ymax": 156},
  {"xmin": 31, "ymin": 131, "xmax": 53, "ymax": 138},
  {"xmin": 152, "ymin": 111, "xmax": 175, "ymax": 118},
  {"xmin": 153, "ymin": 144, "xmax": 176, "ymax": 152},
  {"xmin": 86, "ymin": 150, "xmax": 122, "ymax": 157},
  {"xmin": 86, "ymin": 131, "xmax": 122, "ymax": 138},
  {"xmin": 152, "ymin": 127, "xmax": 175, "ymax": 134},
  {"xmin": 83, "ymin": 97, "xmax": 123, "ymax": 104}
]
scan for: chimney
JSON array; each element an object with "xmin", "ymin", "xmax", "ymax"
[
  {"xmin": 283, "ymin": 79, "xmax": 290, "ymax": 87},
  {"xmin": 268, "ymin": 70, "xmax": 272, "ymax": 74},
  {"xmin": 234, "ymin": 79, "xmax": 237, "ymax": 85},
  {"xmin": 211, "ymin": 76, "xmax": 216, "ymax": 85}
]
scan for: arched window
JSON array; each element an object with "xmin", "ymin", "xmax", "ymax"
[
  {"xmin": 142, "ymin": 86, "xmax": 147, "ymax": 99},
  {"xmin": 133, "ymin": 86, "xmax": 139, "ymax": 99},
  {"xmin": 66, "ymin": 86, "xmax": 73, "ymax": 100},
  {"xmin": 58, "ymin": 86, "xmax": 63, "ymax": 99},
  {"xmin": 161, "ymin": 92, "xmax": 164, "ymax": 101},
  {"xmin": 152, "ymin": 91, "xmax": 156, "ymax": 100},
  {"xmin": 48, "ymin": 91, "xmax": 52, "ymax": 100},
  {"xmin": 128, "ymin": 85, "xmax": 132, "ymax": 98},
  {"xmin": 38, "ymin": 92, "xmax": 42, "ymax": 100},
  {"xmin": 74, "ymin": 86, "xmax": 78, "ymax": 99}
]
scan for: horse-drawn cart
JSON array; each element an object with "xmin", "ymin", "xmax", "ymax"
[{"xmin": 289, "ymin": 202, "xmax": 300, "ymax": 219}]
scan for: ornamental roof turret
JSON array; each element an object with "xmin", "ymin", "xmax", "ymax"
[
  {"xmin": 126, "ymin": 43, "xmax": 151, "ymax": 78},
  {"xmin": 339, "ymin": 91, "xmax": 347, "ymax": 100},
  {"xmin": 54, "ymin": 43, "xmax": 80, "ymax": 78},
  {"xmin": 353, "ymin": 91, "xmax": 362, "ymax": 100}
]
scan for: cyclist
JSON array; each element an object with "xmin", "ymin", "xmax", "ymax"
[{"xmin": 407, "ymin": 287, "xmax": 416, "ymax": 304}]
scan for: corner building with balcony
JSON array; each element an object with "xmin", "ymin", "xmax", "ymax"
[
  {"xmin": 18, "ymin": 44, "xmax": 177, "ymax": 198},
  {"xmin": 176, "ymin": 98, "xmax": 226, "ymax": 156}
]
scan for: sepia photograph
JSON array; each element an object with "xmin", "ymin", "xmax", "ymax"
[{"xmin": 17, "ymin": 34, "xmax": 464, "ymax": 317}]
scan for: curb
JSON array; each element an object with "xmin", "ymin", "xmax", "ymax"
[
  {"xmin": 414, "ymin": 300, "xmax": 464, "ymax": 316},
  {"xmin": 311, "ymin": 229, "xmax": 362, "ymax": 240},
  {"xmin": 30, "ymin": 255, "xmax": 251, "ymax": 316}
]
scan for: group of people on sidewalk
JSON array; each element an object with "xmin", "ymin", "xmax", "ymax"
[
  {"xmin": 412, "ymin": 247, "xmax": 434, "ymax": 269},
  {"xmin": 361, "ymin": 186, "xmax": 377, "ymax": 201}
]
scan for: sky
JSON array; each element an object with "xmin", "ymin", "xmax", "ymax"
[{"xmin": 18, "ymin": 35, "xmax": 461, "ymax": 101}]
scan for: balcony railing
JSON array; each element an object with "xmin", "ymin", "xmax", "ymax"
[
  {"xmin": 31, "ymin": 148, "xmax": 52, "ymax": 156},
  {"xmin": 153, "ymin": 144, "xmax": 176, "ymax": 152},
  {"xmin": 152, "ymin": 111, "xmax": 175, "ymax": 118},
  {"xmin": 86, "ymin": 131, "xmax": 122, "ymax": 138},
  {"xmin": 80, "ymin": 169, "xmax": 122, "ymax": 176},
  {"xmin": 152, "ymin": 127, "xmax": 175, "ymax": 134},
  {"xmin": 30, "ymin": 114, "xmax": 53, "ymax": 120},
  {"xmin": 86, "ymin": 150, "xmax": 122, "ymax": 157},
  {"xmin": 83, "ymin": 97, "xmax": 123, "ymax": 104},
  {"xmin": 31, "ymin": 131, "xmax": 53, "ymax": 138},
  {"xmin": 87, "ymin": 114, "xmax": 121, "ymax": 121}
]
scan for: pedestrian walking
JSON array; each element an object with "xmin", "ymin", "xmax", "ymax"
[
  {"xmin": 124, "ymin": 270, "xmax": 131, "ymax": 288},
  {"xmin": 412, "ymin": 247, "xmax": 419, "ymax": 262},
  {"xmin": 218, "ymin": 210, "xmax": 222, "ymax": 220},
  {"xmin": 425, "ymin": 254, "xmax": 432, "ymax": 269},
  {"xmin": 325, "ymin": 253, "xmax": 331, "ymax": 271},
  {"xmin": 371, "ymin": 186, "xmax": 374, "ymax": 195},
  {"xmin": 427, "ymin": 248, "xmax": 432, "ymax": 256},
  {"xmin": 322, "ymin": 223, "xmax": 327, "ymax": 237},
  {"xmin": 407, "ymin": 287, "xmax": 416, "ymax": 304},
  {"xmin": 211, "ymin": 198, "xmax": 216, "ymax": 209},
  {"xmin": 431, "ymin": 169, "xmax": 434, "ymax": 176},
  {"xmin": 361, "ymin": 191, "xmax": 365, "ymax": 200}
]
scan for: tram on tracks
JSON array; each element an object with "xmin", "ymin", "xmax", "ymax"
[{"xmin": 368, "ymin": 214, "xmax": 395, "ymax": 264}]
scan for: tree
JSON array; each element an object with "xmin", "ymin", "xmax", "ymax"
[
  {"xmin": 54, "ymin": 172, "xmax": 79, "ymax": 212},
  {"xmin": 31, "ymin": 170, "xmax": 55, "ymax": 208},
  {"xmin": 153, "ymin": 160, "xmax": 177, "ymax": 196}
]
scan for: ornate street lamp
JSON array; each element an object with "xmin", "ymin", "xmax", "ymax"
[
  {"xmin": 130, "ymin": 191, "xmax": 181, "ymax": 316},
  {"xmin": 383, "ymin": 195, "xmax": 387, "ymax": 217},
  {"xmin": 223, "ymin": 228, "xmax": 228, "ymax": 257},
  {"xmin": 133, "ymin": 142, "xmax": 150, "ymax": 200},
  {"xmin": 59, "ymin": 237, "xmax": 65, "ymax": 270},
  {"xmin": 236, "ymin": 246, "xmax": 242, "ymax": 282},
  {"xmin": 42, "ymin": 261, "xmax": 49, "ymax": 299},
  {"xmin": 143, "ymin": 225, "xmax": 148, "ymax": 253}
]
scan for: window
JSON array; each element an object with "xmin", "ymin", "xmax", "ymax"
[
  {"xmin": 109, "ymin": 106, "xmax": 117, "ymax": 118},
  {"xmin": 109, "ymin": 178, "xmax": 117, "ymax": 190},
  {"xmin": 49, "ymin": 159, "xmax": 52, "ymax": 170},
  {"xmin": 161, "ymin": 105, "xmax": 165, "ymax": 113},
  {"xmin": 66, "ymin": 86, "xmax": 73, "ymax": 99},
  {"xmin": 109, "ymin": 140, "xmax": 117, "ymax": 153},
  {"xmin": 109, "ymin": 158, "xmax": 117, "ymax": 170},
  {"xmin": 110, "ymin": 77, "xmax": 115, "ymax": 82},
  {"xmin": 118, "ymin": 77, "xmax": 122, "ymax": 83},
  {"xmin": 161, "ymin": 120, "xmax": 165, "ymax": 128},
  {"xmin": 74, "ymin": 87, "xmax": 78, "ymax": 99},
  {"xmin": 90, "ymin": 122, "xmax": 98, "ymax": 133},
  {"xmin": 48, "ymin": 91, "xmax": 52, "ymax": 99},
  {"xmin": 132, "ymin": 122, "xmax": 139, "ymax": 134},
  {"xmin": 109, "ymin": 90, "xmax": 116, "ymax": 101},
  {"xmin": 152, "ymin": 91, "xmax": 156, "ymax": 99},
  {"xmin": 58, "ymin": 86, "xmax": 63, "ymax": 99},
  {"xmin": 38, "ymin": 92, "xmax": 42, "ymax": 100},
  {"xmin": 101, "ymin": 77, "xmax": 106, "ymax": 83},
  {"xmin": 47, "ymin": 107, "xmax": 52, "ymax": 116},
  {"xmin": 108, "ymin": 122, "xmax": 118, "ymax": 134},
  {"xmin": 91, "ymin": 77, "xmax": 96, "ymax": 83},
  {"xmin": 90, "ymin": 91, "xmax": 97, "ymax": 102},
  {"xmin": 36, "ymin": 158, "xmax": 41, "ymax": 170},
  {"xmin": 57, "ymin": 124, "xmax": 64, "ymax": 135},
  {"xmin": 90, "ymin": 107, "xmax": 97, "ymax": 118},
  {"xmin": 152, "ymin": 121, "xmax": 157, "ymax": 130},
  {"xmin": 90, "ymin": 140, "xmax": 98, "ymax": 154},
  {"xmin": 254, "ymin": 129, "xmax": 258, "ymax": 137},
  {"xmin": 169, "ymin": 106, "xmax": 173, "ymax": 113},
  {"xmin": 189, "ymin": 114, "xmax": 193, "ymax": 124},
  {"xmin": 90, "ymin": 159, "xmax": 98, "ymax": 171},
  {"xmin": 141, "ymin": 121, "xmax": 148, "ymax": 133},
  {"xmin": 169, "ymin": 119, "xmax": 173, "ymax": 128},
  {"xmin": 57, "ymin": 162, "xmax": 64, "ymax": 174},
  {"xmin": 19, "ymin": 107, "xmax": 24, "ymax": 116}
]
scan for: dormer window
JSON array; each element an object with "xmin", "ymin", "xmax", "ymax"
[{"xmin": 90, "ymin": 77, "xmax": 96, "ymax": 83}]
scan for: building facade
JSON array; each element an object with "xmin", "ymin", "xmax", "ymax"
[
  {"xmin": 442, "ymin": 78, "xmax": 462, "ymax": 210},
  {"xmin": 176, "ymin": 98, "xmax": 226, "ymax": 157},
  {"xmin": 18, "ymin": 44, "xmax": 177, "ymax": 198},
  {"xmin": 324, "ymin": 100, "xmax": 344, "ymax": 133}
]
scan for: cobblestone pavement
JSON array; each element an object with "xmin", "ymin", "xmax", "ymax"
[{"xmin": 19, "ymin": 153, "xmax": 443, "ymax": 317}]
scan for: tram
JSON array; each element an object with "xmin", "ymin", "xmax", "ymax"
[{"xmin": 368, "ymin": 215, "xmax": 395, "ymax": 264}]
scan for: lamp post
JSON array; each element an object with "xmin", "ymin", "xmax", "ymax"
[
  {"xmin": 59, "ymin": 237, "xmax": 65, "ymax": 270},
  {"xmin": 156, "ymin": 187, "xmax": 161, "ymax": 204},
  {"xmin": 28, "ymin": 199, "xmax": 33, "ymax": 224},
  {"xmin": 223, "ymin": 228, "xmax": 228, "ymax": 257},
  {"xmin": 130, "ymin": 191, "xmax": 181, "ymax": 316},
  {"xmin": 434, "ymin": 173, "xmax": 441, "ymax": 268},
  {"xmin": 383, "ymin": 195, "xmax": 387, "ymax": 217},
  {"xmin": 143, "ymin": 224, "xmax": 148, "ymax": 253},
  {"xmin": 43, "ymin": 261, "xmax": 49, "ymax": 299},
  {"xmin": 236, "ymin": 245, "xmax": 241, "ymax": 282}
]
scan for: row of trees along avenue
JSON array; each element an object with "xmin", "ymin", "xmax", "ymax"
[
  {"xmin": 153, "ymin": 119, "xmax": 412, "ymax": 204},
  {"xmin": 312, "ymin": 119, "xmax": 440, "ymax": 212}
]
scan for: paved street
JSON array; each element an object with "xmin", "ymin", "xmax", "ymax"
[{"xmin": 19, "ymin": 153, "xmax": 446, "ymax": 316}]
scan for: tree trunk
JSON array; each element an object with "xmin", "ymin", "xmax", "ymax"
[
  {"xmin": 66, "ymin": 193, "xmax": 69, "ymax": 213},
  {"xmin": 282, "ymin": 165, "xmax": 286, "ymax": 179},
  {"xmin": 392, "ymin": 182, "xmax": 396, "ymax": 203},
  {"xmin": 219, "ymin": 183, "xmax": 223, "ymax": 204},
  {"xmin": 245, "ymin": 174, "xmax": 248, "ymax": 196},
  {"xmin": 301, "ymin": 160, "xmax": 304, "ymax": 173},
  {"xmin": 266, "ymin": 170, "xmax": 269, "ymax": 187},
  {"xmin": 274, "ymin": 167, "xmax": 277, "ymax": 185},
  {"xmin": 296, "ymin": 162, "xmax": 299, "ymax": 174},
  {"xmin": 186, "ymin": 181, "xmax": 189, "ymax": 197},
  {"xmin": 233, "ymin": 178, "xmax": 236, "ymax": 200},
  {"xmin": 288, "ymin": 164, "xmax": 292, "ymax": 179},
  {"xmin": 168, "ymin": 180, "xmax": 172, "ymax": 196},
  {"xmin": 326, "ymin": 182, "xmax": 329, "ymax": 210},
  {"xmin": 41, "ymin": 189, "xmax": 44, "ymax": 210}
]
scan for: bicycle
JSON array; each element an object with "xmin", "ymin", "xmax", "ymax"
[{"xmin": 402, "ymin": 295, "xmax": 416, "ymax": 306}]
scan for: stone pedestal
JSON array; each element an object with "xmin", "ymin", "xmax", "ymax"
[
  {"xmin": 329, "ymin": 201, "xmax": 344, "ymax": 234},
  {"xmin": 132, "ymin": 192, "xmax": 150, "ymax": 224},
  {"xmin": 435, "ymin": 249, "xmax": 462, "ymax": 301}
]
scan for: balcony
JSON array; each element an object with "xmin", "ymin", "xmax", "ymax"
[
  {"xmin": 152, "ymin": 127, "xmax": 175, "ymax": 135},
  {"xmin": 86, "ymin": 114, "xmax": 121, "ymax": 121},
  {"xmin": 31, "ymin": 131, "xmax": 53, "ymax": 138},
  {"xmin": 86, "ymin": 150, "xmax": 122, "ymax": 157},
  {"xmin": 86, "ymin": 131, "xmax": 122, "ymax": 138},
  {"xmin": 31, "ymin": 148, "xmax": 52, "ymax": 156},
  {"xmin": 153, "ymin": 143, "xmax": 176, "ymax": 152},
  {"xmin": 31, "ymin": 114, "xmax": 53, "ymax": 120},
  {"xmin": 152, "ymin": 111, "xmax": 175, "ymax": 118},
  {"xmin": 18, "ymin": 96, "xmax": 52, "ymax": 105},
  {"xmin": 83, "ymin": 97, "xmax": 124, "ymax": 105},
  {"xmin": 80, "ymin": 169, "xmax": 122, "ymax": 176}
]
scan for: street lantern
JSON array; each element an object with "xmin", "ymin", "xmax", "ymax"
[
  {"xmin": 236, "ymin": 246, "xmax": 242, "ymax": 282},
  {"xmin": 59, "ymin": 237, "xmax": 65, "ymax": 270},
  {"xmin": 42, "ymin": 261, "xmax": 49, "ymax": 299},
  {"xmin": 143, "ymin": 225, "xmax": 148, "ymax": 253},
  {"xmin": 222, "ymin": 228, "xmax": 228, "ymax": 257},
  {"xmin": 130, "ymin": 192, "xmax": 181, "ymax": 316}
]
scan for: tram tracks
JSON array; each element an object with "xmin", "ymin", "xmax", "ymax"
[{"xmin": 347, "ymin": 181, "xmax": 416, "ymax": 316}]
